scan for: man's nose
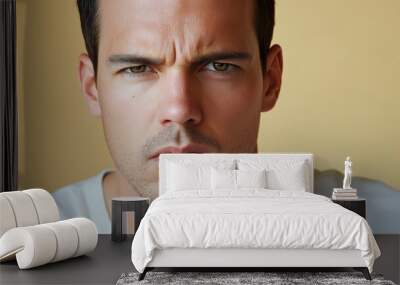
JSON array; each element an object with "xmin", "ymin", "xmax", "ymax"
[{"xmin": 158, "ymin": 69, "xmax": 202, "ymax": 126}]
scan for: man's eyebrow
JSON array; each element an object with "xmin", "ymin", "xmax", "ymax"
[
  {"xmin": 192, "ymin": 51, "xmax": 252, "ymax": 65},
  {"xmin": 107, "ymin": 54, "xmax": 164, "ymax": 66},
  {"xmin": 107, "ymin": 51, "xmax": 252, "ymax": 67}
]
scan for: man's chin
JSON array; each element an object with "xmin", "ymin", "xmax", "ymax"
[{"xmin": 133, "ymin": 180, "xmax": 159, "ymax": 201}]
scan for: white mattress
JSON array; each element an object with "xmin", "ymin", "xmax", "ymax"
[{"xmin": 131, "ymin": 190, "xmax": 380, "ymax": 273}]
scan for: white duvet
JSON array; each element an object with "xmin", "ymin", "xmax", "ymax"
[{"xmin": 131, "ymin": 189, "xmax": 380, "ymax": 273}]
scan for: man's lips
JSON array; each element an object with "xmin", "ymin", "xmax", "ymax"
[{"xmin": 149, "ymin": 144, "xmax": 213, "ymax": 160}]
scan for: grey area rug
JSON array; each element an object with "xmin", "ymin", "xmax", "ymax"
[{"xmin": 116, "ymin": 272, "xmax": 396, "ymax": 285}]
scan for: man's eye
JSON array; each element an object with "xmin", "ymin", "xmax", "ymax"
[
  {"xmin": 120, "ymin": 65, "xmax": 151, "ymax": 75},
  {"xmin": 205, "ymin": 62, "xmax": 236, "ymax": 72}
]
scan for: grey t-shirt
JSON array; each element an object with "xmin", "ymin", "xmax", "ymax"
[{"xmin": 52, "ymin": 169, "xmax": 112, "ymax": 234}]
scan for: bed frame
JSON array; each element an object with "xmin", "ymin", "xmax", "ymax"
[
  {"xmin": 140, "ymin": 248, "xmax": 371, "ymax": 280},
  {"xmin": 139, "ymin": 153, "xmax": 372, "ymax": 281}
]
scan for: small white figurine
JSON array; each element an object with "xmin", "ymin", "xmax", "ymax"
[{"xmin": 343, "ymin": 156, "xmax": 352, "ymax": 189}]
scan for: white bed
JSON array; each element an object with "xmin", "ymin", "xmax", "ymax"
[{"xmin": 131, "ymin": 153, "xmax": 380, "ymax": 280}]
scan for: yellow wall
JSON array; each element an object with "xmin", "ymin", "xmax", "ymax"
[
  {"xmin": 16, "ymin": 0, "xmax": 112, "ymax": 191},
  {"xmin": 259, "ymin": 0, "xmax": 400, "ymax": 190},
  {"xmin": 17, "ymin": 0, "xmax": 400, "ymax": 192}
]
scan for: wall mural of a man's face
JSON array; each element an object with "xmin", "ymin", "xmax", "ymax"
[{"xmin": 79, "ymin": 0, "xmax": 283, "ymax": 200}]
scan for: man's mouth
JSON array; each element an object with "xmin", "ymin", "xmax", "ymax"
[{"xmin": 149, "ymin": 144, "xmax": 214, "ymax": 160}]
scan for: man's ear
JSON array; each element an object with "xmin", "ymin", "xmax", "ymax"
[
  {"xmin": 78, "ymin": 53, "xmax": 101, "ymax": 116},
  {"xmin": 261, "ymin": 44, "xmax": 283, "ymax": 112}
]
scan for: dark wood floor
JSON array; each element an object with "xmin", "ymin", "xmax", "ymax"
[{"xmin": 373, "ymin": 235, "xmax": 400, "ymax": 284}]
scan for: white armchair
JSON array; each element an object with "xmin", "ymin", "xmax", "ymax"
[{"xmin": 0, "ymin": 189, "xmax": 98, "ymax": 269}]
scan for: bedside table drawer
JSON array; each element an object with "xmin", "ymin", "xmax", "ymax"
[{"xmin": 332, "ymin": 199, "xmax": 366, "ymax": 218}]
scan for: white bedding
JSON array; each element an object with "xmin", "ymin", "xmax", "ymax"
[{"xmin": 131, "ymin": 190, "xmax": 380, "ymax": 273}]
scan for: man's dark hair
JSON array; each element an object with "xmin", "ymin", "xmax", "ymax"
[{"xmin": 76, "ymin": 0, "xmax": 275, "ymax": 77}]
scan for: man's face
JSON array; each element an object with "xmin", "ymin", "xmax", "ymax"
[{"xmin": 82, "ymin": 0, "xmax": 281, "ymax": 199}]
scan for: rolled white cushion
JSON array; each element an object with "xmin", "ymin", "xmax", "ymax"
[
  {"xmin": 0, "ymin": 192, "xmax": 39, "ymax": 227},
  {"xmin": 42, "ymin": 221, "xmax": 79, "ymax": 262},
  {"xmin": 0, "ymin": 226, "xmax": 57, "ymax": 269},
  {"xmin": 0, "ymin": 218, "xmax": 98, "ymax": 269},
  {"xmin": 0, "ymin": 196, "xmax": 17, "ymax": 237},
  {"xmin": 64, "ymin": 218, "xmax": 98, "ymax": 257},
  {"xmin": 23, "ymin": 189, "xmax": 59, "ymax": 224}
]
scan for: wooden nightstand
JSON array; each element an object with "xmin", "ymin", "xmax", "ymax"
[{"xmin": 332, "ymin": 198, "xmax": 366, "ymax": 218}]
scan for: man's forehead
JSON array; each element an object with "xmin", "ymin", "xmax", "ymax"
[
  {"xmin": 98, "ymin": 0, "xmax": 257, "ymax": 59},
  {"xmin": 98, "ymin": 0, "xmax": 254, "ymax": 26}
]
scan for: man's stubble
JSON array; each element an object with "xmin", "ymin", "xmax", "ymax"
[{"xmin": 107, "ymin": 123, "xmax": 222, "ymax": 200}]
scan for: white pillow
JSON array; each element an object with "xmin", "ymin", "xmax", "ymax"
[
  {"xmin": 211, "ymin": 168, "xmax": 267, "ymax": 190},
  {"xmin": 211, "ymin": 168, "xmax": 236, "ymax": 189},
  {"xmin": 236, "ymin": 169, "xmax": 267, "ymax": 188},
  {"xmin": 167, "ymin": 162, "xmax": 210, "ymax": 191},
  {"xmin": 238, "ymin": 160, "xmax": 308, "ymax": 191},
  {"xmin": 266, "ymin": 163, "xmax": 307, "ymax": 191},
  {"xmin": 165, "ymin": 159, "xmax": 236, "ymax": 192}
]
